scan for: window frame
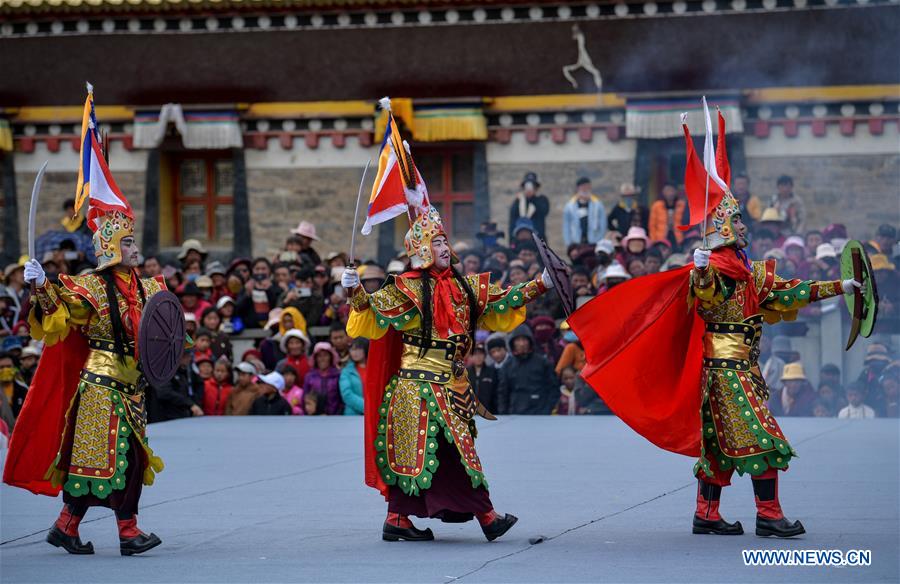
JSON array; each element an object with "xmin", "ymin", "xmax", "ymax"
[{"xmin": 172, "ymin": 152, "xmax": 234, "ymax": 243}]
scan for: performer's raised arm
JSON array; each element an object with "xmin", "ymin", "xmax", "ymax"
[
  {"xmin": 759, "ymin": 263, "xmax": 856, "ymax": 322},
  {"xmin": 477, "ymin": 271, "xmax": 551, "ymax": 333},
  {"xmin": 24, "ymin": 259, "xmax": 92, "ymax": 345}
]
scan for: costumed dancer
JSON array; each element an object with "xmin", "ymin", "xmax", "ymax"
[
  {"xmin": 3, "ymin": 86, "xmax": 169, "ymax": 556},
  {"xmin": 344, "ymin": 98, "xmax": 554, "ymax": 542},
  {"xmin": 569, "ymin": 101, "xmax": 863, "ymax": 538}
]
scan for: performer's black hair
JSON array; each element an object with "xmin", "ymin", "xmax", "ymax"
[
  {"xmin": 417, "ymin": 265, "xmax": 480, "ymax": 357},
  {"xmin": 99, "ymin": 268, "xmax": 147, "ymax": 364}
]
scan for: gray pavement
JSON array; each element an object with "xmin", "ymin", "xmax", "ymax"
[{"xmin": 1, "ymin": 416, "xmax": 898, "ymax": 583}]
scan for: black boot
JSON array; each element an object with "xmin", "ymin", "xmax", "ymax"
[
  {"xmin": 753, "ymin": 474, "xmax": 805, "ymax": 538},
  {"xmin": 117, "ymin": 516, "xmax": 162, "ymax": 556},
  {"xmin": 481, "ymin": 513, "xmax": 518, "ymax": 542},
  {"xmin": 756, "ymin": 516, "xmax": 806, "ymax": 538},
  {"xmin": 382, "ymin": 513, "xmax": 434, "ymax": 542},
  {"xmin": 692, "ymin": 480, "xmax": 743, "ymax": 535},
  {"xmin": 46, "ymin": 525, "xmax": 94, "ymax": 555},
  {"xmin": 47, "ymin": 505, "xmax": 94, "ymax": 555}
]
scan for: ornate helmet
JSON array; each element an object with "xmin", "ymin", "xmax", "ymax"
[
  {"xmin": 678, "ymin": 102, "xmax": 740, "ymax": 250},
  {"xmin": 404, "ymin": 205, "xmax": 458, "ymax": 269},
  {"xmin": 92, "ymin": 210, "xmax": 135, "ymax": 270},
  {"xmin": 73, "ymin": 84, "xmax": 136, "ymax": 270}
]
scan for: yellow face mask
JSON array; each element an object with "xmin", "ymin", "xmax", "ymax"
[{"xmin": 0, "ymin": 367, "xmax": 16, "ymax": 382}]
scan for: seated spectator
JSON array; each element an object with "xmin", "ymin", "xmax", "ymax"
[
  {"xmin": 276, "ymin": 329, "xmax": 311, "ymax": 387},
  {"xmin": 216, "ymin": 296, "xmax": 244, "ymax": 335},
  {"xmin": 204, "ymin": 261, "xmax": 230, "ymax": 305},
  {"xmin": 195, "ymin": 354, "xmax": 215, "ymax": 383},
  {"xmin": 359, "ymin": 263, "xmax": 388, "ymax": 294},
  {"xmin": 812, "ymin": 400, "xmax": 833, "ymax": 418},
  {"xmin": 511, "ymin": 217, "xmax": 537, "ymax": 251},
  {"xmin": 303, "ymin": 342, "xmax": 344, "ymax": 415},
  {"xmin": 467, "ymin": 343, "xmax": 499, "ymax": 414},
  {"xmin": 225, "ymin": 362, "xmax": 260, "ymax": 415},
  {"xmin": 661, "ymin": 253, "xmax": 688, "ymax": 271},
  {"xmin": 289, "ymin": 221, "xmax": 323, "ymax": 266},
  {"xmin": 150, "ymin": 349, "xmax": 204, "ymax": 422},
  {"xmin": 0, "ymin": 351, "xmax": 27, "ymax": 421},
  {"xmin": 621, "ymin": 227, "xmax": 650, "ymax": 258},
  {"xmin": 529, "ymin": 315, "xmax": 562, "ymax": 366},
  {"xmin": 782, "ymin": 236, "xmax": 809, "ymax": 279},
  {"xmin": 507, "ymin": 262, "xmax": 528, "ymax": 286},
  {"xmin": 304, "ymin": 391, "xmax": 327, "ymax": 416},
  {"xmin": 329, "ymin": 322, "xmax": 351, "ymax": 367},
  {"xmin": 555, "ymin": 328, "xmax": 585, "ymax": 375},
  {"xmin": 339, "ymin": 338, "xmax": 368, "ymax": 416},
  {"xmin": 200, "ymin": 308, "xmax": 233, "ymax": 361},
  {"xmin": 648, "ymin": 182, "xmax": 685, "ymax": 248},
  {"xmin": 203, "ymin": 357, "xmax": 234, "ymax": 416},
  {"xmin": 881, "ymin": 362, "xmax": 899, "ymax": 418},
  {"xmin": 238, "ymin": 258, "xmax": 283, "ymax": 329},
  {"xmin": 859, "ymin": 343, "xmax": 892, "ymax": 415},
  {"xmin": 769, "ymin": 362, "xmax": 816, "ymax": 417},
  {"xmin": 19, "ymin": 345, "xmax": 40, "ymax": 386},
  {"xmin": 192, "ymin": 329, "xmax": 214, "ymax": 364},
  {"xmin": 250, "ymin": 371, "xmax": 292, "ymax": 416},
  {"xmin": 817, "ymin": 381, "xmax": 846, "ymax": 418},
  {"xmin": 240, "ymin": 349, "xmax": 267, "ymax": 379},
  {"xmin": 570, "ymin": 267, "xmax": 594, "ymax": 298},
  {"xmin": 838, "ymin": 381, "xmax": 876, "ymax": 419},
  {"xmin": 757, "ymin": 208, "xmax": 786, "ymax": 248},
  {"xmin": 281, "ymin": 267, "xmax": 325, "ymax": 327},
  {"xmin": 177, "ymin": 282, "xmax": 212, "ymax": 321},
  {"xmin": 597, "ymin": 262, "xmax": 631, "ymax": 293},
  {"xmin": 184, "ymin": 312, "xmax": 198, "ymax": 338},
  {"xmin": 278, "ymin": 364, "xmax": 305, "ymax": 415},
  {"xmin": 643, "ymin": 249, "xmax": 663, "ymax": 274},
  {"xmin": 625, "ymin": 257, "xmax": 646, "ymax": 278},
  {"xmin": 177, "ymin": 238, "xmax": 208, "ymax": 270},
  {"xmin": 497, "ymin": 325, "xmax": 558, "ymax": 415},
  {"xmin": 486, "ymin": 333, "xmax": 510, "ymax": 368},
  {"xmin": 462, "ymin": 252, "xmax": 484, "ymax": 276},
  {"xmin": 553, "ymin": 366, "xmax": 580, "ymax": 415},
  {"xmin": 804, "ymin": 230, "xmax": 823, "ymax": 256}
]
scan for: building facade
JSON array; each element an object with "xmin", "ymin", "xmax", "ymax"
[{"xmin": 1, "ymin": 0, "xmax": 898, "ymax": 265}]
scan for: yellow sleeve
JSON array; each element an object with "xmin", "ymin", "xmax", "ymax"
[
  {"xmin": 345, "ymin": 283, "xmax": 421, "ymax": 339},
  {"xmin": 28, "ymin": 281, "xmax": 93, "ymax": 346},
  {"xmin": 476, "ymin": 278, "xmax": 544, "ymax": 332},
  {"xmin": 690, "ymin": 266, "xmax": 728, "ymax": 309}
]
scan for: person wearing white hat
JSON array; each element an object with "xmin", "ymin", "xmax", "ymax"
[
  {"xmin": 177, "ymin": 239, "xmax": 208, "ymax": 265},
  {"xmin": 598, "ymin": 262, "xmax": 631, "ymax": 291},
  {"xmin": 815, "ymin": 242, "xmax": 837, "ymax": 261},
  {"xmin": 249, "ymin": 371, "xmax": 291, "ymax": 415},
  {"xmin": 289, "ymin": 221, "xmax": 322, "ymax": 266},
  {"xmin": 275, "ymin": 329, "xmax": 311, "ymax": 386}
]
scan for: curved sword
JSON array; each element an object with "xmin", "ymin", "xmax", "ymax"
[
  {"xmin": 348, "ymin": 158, "xmax": 372, "ymax": 268},
  {"xmin": 28, "ymin": 161, "xmax": 49, "ymax": 261}
]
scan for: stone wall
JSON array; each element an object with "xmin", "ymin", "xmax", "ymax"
[
  {"xmin": 246, "ymin": 167, "xmax": 378, "ymax": 262},
  {"xmin": 745, "ymin": 153, "xmax": 899, "ymax": 238}
]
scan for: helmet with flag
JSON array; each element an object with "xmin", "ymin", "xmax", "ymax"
[
  {"xmin": 73, "ymin": 84, "xmax": 136, "ymax": 270},
  {"xmin": 363, "ymin": 97, "xmax": 456, "ymax": 270},
  {"xmin": 678, "ymin": 98, "xmax": 741, "ymax": 250}
]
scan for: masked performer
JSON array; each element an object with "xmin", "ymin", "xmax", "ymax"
[
  {"xmin": 569, "ymin": 107, "xmax": 862, "ymax": 538},
  {"xmin": 344, "ymin": 205, "xmax": 552, "ymax": 542},
  {"xmin": 4, "ymin": 88, "xmax": 168, "ymax": 556}
]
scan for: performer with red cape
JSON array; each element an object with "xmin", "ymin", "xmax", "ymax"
[
  {"xmin": 345, "ymin": 101, "xmax": 553, "ymax": 541},
  {"xmin": 4, "ymin": 86, "xmax": 169, "ymax": 556},
  {"xmin": 570, "ymin": 105, "xmax": 862, "ymax": 538}
]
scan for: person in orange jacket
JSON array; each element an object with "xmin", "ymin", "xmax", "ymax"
[{"xmin": 648, "ymin": 183, "xmax": 687, "ymax": 248}]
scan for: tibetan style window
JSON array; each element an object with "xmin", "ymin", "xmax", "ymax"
[{"xmin": 174, "ymin": 154, "xmax": 234, "ymax": 243}]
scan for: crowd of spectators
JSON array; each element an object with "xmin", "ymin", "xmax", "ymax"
[{"xmin": 1, "ymin": 172, "xmax": 898, "ymax": 436}]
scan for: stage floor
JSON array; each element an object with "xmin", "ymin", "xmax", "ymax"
[{"xmin": 2, "ymin": 416, "xmax": 898, "ymax": 583}]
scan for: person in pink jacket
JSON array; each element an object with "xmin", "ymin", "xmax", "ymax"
[{"xmin": 278, "ymin": 363, "xmax": 305, "ymax": 415}]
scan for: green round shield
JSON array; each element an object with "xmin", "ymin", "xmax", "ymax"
[{"xmin": 840, "ymin": 240, "xmax": 879, "ymax": 347}]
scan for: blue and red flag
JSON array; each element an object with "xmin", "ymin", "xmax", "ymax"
[
  {"xmin": 73, "ymin": 83, "xmax": 133, "ymax": 231},
  {"xmin": 361, "ymin": 98, "xmax": 428, "ymax": 235}
]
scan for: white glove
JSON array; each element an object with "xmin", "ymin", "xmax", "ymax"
[
  {"xmin": 540, "ymin": 267, "xmax": 555, "ymax": 289},
  {"xmin": 23, "ymin": 259, "xmax": 46, "ymax": 286},
  {"xmin": 842, "ymin": 278, "xmax": 864, "ymax": 295},
  {"xmin": 341, "ymin": 267, "xmax": 360, "ymax": 289},
  {"xmin": 693, "ymin": 248, "xmax": 711, "ymax": 269}
]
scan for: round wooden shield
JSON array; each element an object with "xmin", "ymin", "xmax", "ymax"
[
  {"xmin": 139, "ymin": 291, "xmax": 186, "ymax": 386},
  {"xmin": 840, "ymin": 240, "xmax": 879, "ymax": 341}
]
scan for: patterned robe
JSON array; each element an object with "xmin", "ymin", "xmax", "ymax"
[
  {"xmin": 29, "ymin": 272, "xmax": 167, "ymax": 499},
  {"xmin": 347, "ymin": 272, "xmax": 546, "ymax": 496},
  {"xmin": 690, "ymin": 259, "xmax": 842, "ymax": 479}
]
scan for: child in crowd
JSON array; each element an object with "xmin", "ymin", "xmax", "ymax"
[
  {"xmin": 838, "ymin": 382, "xmax": 877, "ymax": 419},
  {"xmin": 554, "ymin": 366, "xmax": 579, "ymax": 415},
  {"xmin": 203, "ymin": 358, "xmax": 234, "ymax": 416},
  {"xmin": 278, "ymin": 364, "xmax": 306, "ymax": 415}
]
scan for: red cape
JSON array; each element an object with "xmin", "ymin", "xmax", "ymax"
[
  {"xmin": 569, "ymin": 265, "xmax": 705, "ymax": 457},
  {"xmin": 3, "ymin": 331, "xmax": 89, "ymax": 496},
  {"xmin": 363, "ymin": 327, "xmax": 403, "ymax": 499}
]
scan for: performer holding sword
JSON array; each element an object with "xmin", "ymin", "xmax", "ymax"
[
  {"xmin": 570, "ymin": 100, "xmax": 870, "ymax": 538},
  {"xmin": 342, "ymin": 99, "xmax": 569, "ymax": 542},
  {"xmin": 4, "ymin": 85, "xmax": 186, "ymax": 556}
]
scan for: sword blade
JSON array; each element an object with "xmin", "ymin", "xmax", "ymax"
[
  {"xmin": 28, "ymin": 161, "xmax": 49, "ymax": 260},
  {"xmin": 349, "ymin": 158, "xmax": 372, "ymax": 267}
]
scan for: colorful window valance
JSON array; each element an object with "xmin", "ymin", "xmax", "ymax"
[
  {"xmin": 625, "ymin": 96, "xmax": 743, "ymax": 139},
  {"xmin": 134, "ymin": 104, "xmax": 242, "ymax": 149}
]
